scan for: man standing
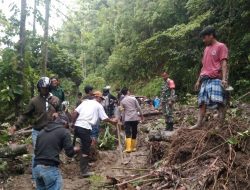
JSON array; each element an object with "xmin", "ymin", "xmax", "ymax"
[
  {"xmin": 34, "ymin": 114, "xmax": 80, "ymax": 189},
  {"xmin": 191, "ymin": 26, "xmax": 228, "ymax": 129},
  {"xmin": 161, "ymin": 72, "xmax": 176, "ymax": 131},
  {"xmin": 71, "ymin": 91, "xmax": 117, "ymax": 177},
  {"xmin": 102, "ymin": 86, "xmax": 117, "ymax": 117},
  {"xmin": 83, "ymin": 85, "xmax": 94, "ymax": 100},
  {"xmin": 120, "ymin": 87, "xmax": 143, "ymax": 153},
  {"xmin": 9, "ymin": 77, "xmax": 60, "ymax": 183},
  {"xmin": 76, "ymin": 92, "xmax": 83, "ymax": 107},
  {"xmin": 50, "ymin": 76, "xmax": 65, "ymax": 103}
]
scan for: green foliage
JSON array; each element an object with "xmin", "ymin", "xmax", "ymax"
[
  {"xmin": 135, "ymin": 77, "xmax": 162, "ymax": 97},
  {"xmin": 87, "ymin": 175, "xmax": 105, "ymax": 190},
  {"xmin": 0, "ymin": 0, "xmax": 250, "ymax": 123},
  {"xmin": 227, "ymin": 130, "xmax": 249, "ymax": 145},
  {"xmin": 80, "ymin": 74, "xmax": 106, "ymax": 92},
  {"xmin": 98, "ymin": 125, "xmax": 116, "ymax": 150},
  {"xmin": 57, "ymin": 0, "xmax": 250, "ymax": 97}
]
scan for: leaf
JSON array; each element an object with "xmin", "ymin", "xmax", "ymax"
[{"xmin": 227, "ymin": 137, "xmax": 238, "ymax": 145}]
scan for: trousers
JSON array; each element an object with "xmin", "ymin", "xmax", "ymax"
[
  {"xmin": 33, "ymin": 165, "xmax": 62, "ymax": 190},
  {"xmin": 162, "ymin": 101, "xmax": 173, "ymax": 124},
  {"xmin": 124, "ymin": 121, "xmax": 139, "ymax": 139}
]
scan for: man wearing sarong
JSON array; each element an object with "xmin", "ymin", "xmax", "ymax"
[{"xmin": 191, "ymin": 26, "xmax": 229, "ymax": 129}]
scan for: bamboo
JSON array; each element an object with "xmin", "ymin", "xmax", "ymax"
[{"xmin": 116, "ymin": 124, "xmax": 124, "ymax": 161}]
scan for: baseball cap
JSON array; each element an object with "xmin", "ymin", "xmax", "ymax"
[{"xmin": 93, "ymin": 91, "xmax": 105, "ymax": 100}]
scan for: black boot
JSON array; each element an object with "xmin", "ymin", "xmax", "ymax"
[
  {"xmin": 80, "ymin": 156, "xmax": 94, "ymax": 178},
  {"xmin": 165, "ymin": 122, "xmax": 174, "ymax": 131}
]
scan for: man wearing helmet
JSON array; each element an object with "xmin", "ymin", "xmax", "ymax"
[{"xmin": 9, "ymin": 77, "xmax": 60, "ymax": 183}]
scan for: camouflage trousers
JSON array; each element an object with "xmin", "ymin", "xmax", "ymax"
[{"xmin": 162, "ymin": 102, "xmax": 174, "ymax": 124}]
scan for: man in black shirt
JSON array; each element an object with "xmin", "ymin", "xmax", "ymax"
[{"xmin": 33, "ymin": 114, "xmax": 80, "ymax": 189}]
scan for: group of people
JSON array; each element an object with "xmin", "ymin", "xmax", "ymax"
[
  {"xmin": 9, "ymin": 76, "xmax": 144, "ymax": 189},
  {"xmin": 7, "ymin": 25, "xmax": 229, "ymax": 190}
]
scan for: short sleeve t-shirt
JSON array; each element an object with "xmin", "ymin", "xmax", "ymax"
[
  {"xmin": 75, "ymin": 100, "xmax": 108, "ymax": 130},
  {"xmin": 200, "ymin": 42, "xmax": 228, "ymax": 78}
]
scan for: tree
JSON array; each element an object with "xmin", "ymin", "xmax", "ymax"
[
  {"xmin": 15, "ymin": 0, "xmax": 27, "ymax": 115},
  {"xmin": 42, "ymin": 0, "xmax": 51, "ymax": 76}
]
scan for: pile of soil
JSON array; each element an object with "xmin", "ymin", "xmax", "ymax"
[{"xmin": 146, "ymin": 107, "xmax": 250, "ymax": 190}]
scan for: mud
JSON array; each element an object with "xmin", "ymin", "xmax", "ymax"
[{"xmin": 1, "ymin": 104, "xmax": 249, "ymax": 190}]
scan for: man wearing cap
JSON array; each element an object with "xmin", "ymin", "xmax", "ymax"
[
  {"xmin": 190, "ymin": 26, "xmax": 229, "ymax": 129},
  {"xmin": 161, "ymin": 72, "xmax": 176, "ymax": 131},
  {"xmin": 33, "ymin": 113, "xmax": 80, "ymax": 189},
  {"xmin": 72, "ymin": 91, "xmax": 117, "ymax": 177}
]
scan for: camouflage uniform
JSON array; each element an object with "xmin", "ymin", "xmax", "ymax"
[{"xmin": 161, "ymin": 79, "xmax": 175, "ymax": 130}]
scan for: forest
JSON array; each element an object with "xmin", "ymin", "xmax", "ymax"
[
  {"xmin": 0, "ymin": 0, "xmax": 250, "ymax": 189},
  {"xmin": 0, "ymin": 0, "xmax": 250, "ymax": 119}
]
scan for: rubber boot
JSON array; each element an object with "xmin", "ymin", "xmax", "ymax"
[
  {"xmin": 189, "ymin": 112, "xmax": 204, "ymax": 129},
  {"xmin": 165, "ymin": 122, "xmax": 174, "ymax": 131},
  {"xmin": 131, "ymin": 139, "xmax": 137, "ymax": 152},
  {"xmin": 124, "ymin": 138, "xmax": 132, "ymax": 153},
  {"xmin": 80, "ymin": 156, "xmax": 94, "ymax": 178}
]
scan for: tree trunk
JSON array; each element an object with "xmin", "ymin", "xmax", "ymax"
[
  {"xmin": 32, "ymin": 0, "xmax": 37, "ymax": 37},
  {"xmin": 30, "ymin": 0, "xmax": 37, "ymax": 98},
  {"xmin": 15, "ymin": 0, "xmax": 27, "ymax": 116},
  {"xmin": 42, "ymin": 0, "xmax": 51, "ymax": 76},
  {"xmin": 0, "ymin": 144, "xmax": 28, "ymax": 158}
]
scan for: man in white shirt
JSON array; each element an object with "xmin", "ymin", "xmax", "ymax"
[{"xmin": 72, "ymin": 91, "xmax": 117, "ymax": 177}]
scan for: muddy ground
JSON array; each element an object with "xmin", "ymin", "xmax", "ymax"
[
  {"xmin": 1, "ymin": 103, "xmax": 250, "ymax": 190},
  {"xmin": 2, "ymin": 119, "xmax": 151, "ymax": 190}
]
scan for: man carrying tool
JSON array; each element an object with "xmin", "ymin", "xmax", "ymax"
[
  {"xmin": 33, "ymin": 113, "xmax": 80, "ymax": 189},
  {"xmin": 9, "ymin": 77, "xmax": 60, "ymax": 184},
  {"xmin": 161, "ymin": 72, "xmax": 176, "ymax": 131},
  {"xmin": 120, "ymin": 87, "xmax": 144, "ymax": 153},
  {"xmin": 71, "ymin": 91, "xmax": 117, "ymax": 177},
  {"xmin": 190, "ymin": 26, "xmax": 229, "ymax": 129}
]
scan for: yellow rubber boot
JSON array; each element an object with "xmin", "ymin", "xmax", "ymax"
[
  {"xmin": 131, "ymin": 139, "xmax": 137, "ymax": 152},
  {"xmin": 124, "ymin": 138, "xmax": 132, "ymax": 153}
]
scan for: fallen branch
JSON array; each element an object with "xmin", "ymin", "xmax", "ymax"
[
  {"xmin": 116, "ymin": 173, "xmax": 152, "ymax": 186},
  {"xmin": 176, "ymin": 141, "xmax": 227, "ymax": 169},
  {"xmin": 133, "ymin": 177, "xmax": 161, "ymax": 185},
  {"xmin": 157, "ymin": 183, "xmax": 171, "ymax": 190},
  {"xmin": 14, "ymin": 129, "xmax": 32, "ymax": 136},
  {"xmin": 143, "ymin": 111, "xmax": 163, "ymax": 117},
  {"xmin": 111, "ymin": 167, "xmax": 150, "ymax": 172},
  {"xmin": 0, "ymin": 144, "xmax": 28, "ymax": 158},
  {"xmin": 236, "ymin": 91, "xmax": 250, "ymax": 101}
]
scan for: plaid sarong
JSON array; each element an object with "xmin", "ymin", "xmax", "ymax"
[{"xmin": 198, "ymin": 78, "xmax": 224, "ymax": 107}]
